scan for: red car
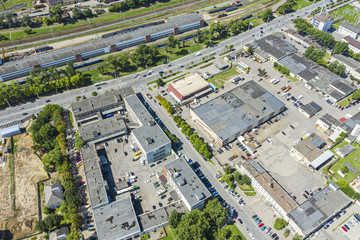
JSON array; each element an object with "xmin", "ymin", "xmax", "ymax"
[
  {"xmin": 258, "ymin": 223, "xmax": 264, "ymax": 228},
  {"xmin": 75, "ymin": 152, "xmax": 80, "ymax": 155},
  {"xmin": 80, "ymin": 181, "xmax": 85, "ymax": 185},
  {"xmin": 341, "ymin": 226, "xmax": 348, "ymax": 232},
  {"xmin": 76, "ymin": 158, "xmax": 82, "ymax": 162}
]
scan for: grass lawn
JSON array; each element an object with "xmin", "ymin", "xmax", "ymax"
[
  {"xmin": 208, "ymin": 67, "xmax": 239, "ymax": 88},
  {"xmin": 85, "ymin": 69, "xmax": 115, "ymax": 83},
  {"xmin": 3, "ymin": 0, "xmax": 33, "ymax": 8},
  {"xmin": 163, "ymin": 226, "xmax": 175, "ymax": 240},
  {"xmin": 330, "ymin": 140, "xmax": 360, "ymax": 182},
  {"xmin": 245, "ymin": 191, "xmax": 256, "ymax": 196},
  {"xmin": 250, "ymin": 17, "xmax": 264, "ymax": 27},
  {"xmin": 338, "ymin": 95, "xmax": 352, "ymax": 107},
  {"xmin": 240, "ymin": 184, "xmax": 254, "ymax": 191},
  {"xmin": 224, "ymin": 224, "xmax": 247, "ymax": 240},
  {"xmin": 332, "ymin": 5, "xmax": 360, "ymax": 25},
  {"xmin": 292, "ymin": 0, "xmax": 313, "ymax": 11}
]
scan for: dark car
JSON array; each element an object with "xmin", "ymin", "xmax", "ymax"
[
  {"xmin": 124, "ymin": 151, "xmax": 128, "ymax": 156},
  {"xmin": 168, "ymin": 197, "xmax": 173, "ymax": 202},
  {"xmin": 282, "ymin": 131, "xmax": 286, "ymax": 135},
  {"xmin": 290, "ymin": 125, "xmax": 295, "ymax": 129},
  {"xmin": 159, "ymin": 202, "xmax": 163, "ymax": 207},
  {"xmin": 238, "ymin": 219, "xmax": 243, "ymax": 224},
  {"xmin": 45, "ymin": 100, "xmax": 51, "ymax": 103},
  {"xmin": 152, "ymin": 205, "xmax": 156, "ymax": 210},
  {"xmin": 161, "ymin": 195, "xmax": 166, "ymax": 199}
]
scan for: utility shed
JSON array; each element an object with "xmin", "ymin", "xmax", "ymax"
[{"xmin": 0, "ymin": 125, "xmax": 21, "ymax": 138}]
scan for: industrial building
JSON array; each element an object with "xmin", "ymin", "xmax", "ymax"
[
  {"xmin": 71, "ymin": 87, "xmax": 134, "ymax": 126},
  {"xmin": 167, "ymin": 73, "xmax": 211, "ymax": 104},
  {"xmin": 245, "ymin": 33, "xmax": 297, "ymax": 62},
  {"xmin": 298, "ymin": 101, "xmax": 322, "ymax": 118},
  {"xmin": 288, "ymin": 182, "xmax": 352, "ymax": 238},
  {"xmin": 0, "ymin": 13, "xmax": 204, "ymax": 82},
  {"xmin": 331, "ymin": 54, "xmax": 360, "ymax": 76},
  {"xmin": 342, "ymin": 36, "xmax": 360, "ymax": 54},
  {"xmin": 125, "ymin": 95, "xmax": 172, "ymax": 163},
  {"xmin": 240, "ymin": 159, "xmax": 298, "ymax": 219},
  {"xmin": 316, "ymin": 113, "xmax": 341, "ymax": 132},
  {"xmin": 163, "ymin": 158, "xmax": 212, "ymax": 210},
  {"xmin": 190, "ymin": 80, "xmax": 285, "ymax": 146},
  {"xmin": 310, "ymin": 14, "xmax": 334, "ymax": 32},
  {"xmin": 290, "ymin": 133, "xmax": 334, "ymax": 170},
  {"xmin": 0, "ymin": 125, "xmax": 21, "ymax": 138},
  {"xmin": 93, "ymin": 196, "xmax": 141, "ymax": 240},
  {"xmin": 338, "ymin": 22, "xmax": 360, "ymax": 39}
]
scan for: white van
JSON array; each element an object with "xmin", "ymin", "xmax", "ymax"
[{"xmin": 196, "ymin": 52, "xmax": 202, "ymax": 56}]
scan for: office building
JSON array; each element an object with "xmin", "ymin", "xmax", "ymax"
[
  {"xmin": 125, "ymin": 95, "xmax": 172, "ymax": 163},
  {"xmin": 190, "ymin": 81, "xmax": 285, "ymax": 146},
  {"xmin": 342, "ymin": 36, "xmax": 360, "ymax": 54},
  {"xmin": 163, "ymin": 158, "xmax": 212, "ymax": 210},
  {"xmin": 316, "ymin": 113, "xmax": 341, "ymax": 131},
  {"xmin": 310, "ymin": 14, "xmax": 334, "ymax": 32}
]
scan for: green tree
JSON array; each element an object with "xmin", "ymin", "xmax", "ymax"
[
  {"xmin": 203, "ymin": 199, "xmax": 228, "ymax": 229},
  {"xmin": 173, "ymin": 209, "xmax": 211, "ymax": 240},
  {"xmin": 352, "ymin": 89, "xmax": 360, "ymax": 100},
  {"xmin": 22, "ymin": 14, "xmax": 32, "ymax": 27},
  {"xmin": 341, "ymin": 166, "xmax": 349, "ymax": 173},
  {"xmin": 76, "ymin": 96, "xmax": 80, "ymax": 102},
  {"xmin": 156, "ymin": 78, "xmax": 164, "ymax": 86},
  {"xmin": 284, "ymin": 228, "xmax": 290, "ymax": 238},
  {"xmin": 261, "ymin": 8, "xmax": 273, "ymax": 22},
  {"xmin": 75, "ymin": 133, "xmax": 85, "ymax": 151},
  {"xmin": 218, "ymin": 227, "xmax": 231, "ymax": 240},
  {"xmin": 72, "ymin": 8, "xmax": 84, "ymax": 19},
  {"xmin": 292, "ymin": 233, "xmax": 302, "ymax": 240},
  {"xmin": 92, "ymin": 91, "xmax": 98, "ymax": 96},
  {"xmin": 24, "ymin": 28, "xmax": 33, "ymax": 35},
  {"xmin": 247, "ymin": 46, "xmax": 254, "ymax": 55},
  {"xmin": 169, "ymin": 210, "xmax": 182, "ymax": 229},
  {"xmin": 224, "ymin": 165, "xmax": 234, "ymax": 174},
  {"xmin": 229, "ymin": 235, "xmax": 242, "ymax": 240},
  {"xmin": 339, "ymin": 131, "xmax": 348, "ymax": 138},
  {"xmin": 274, "ymin": 218, "xmax": 287, "ymax": 230},
  {"xmin": 331, "ymin": 41, "xmax": 349, "ymax": 55}
]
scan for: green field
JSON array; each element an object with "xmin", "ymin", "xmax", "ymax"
[
  {"xmin": 224, "ymin": 224, "xmax": 247, "ymax": 240},
  {"xmin": 338, "ymin": 95, "xmax": 352, "ymax": 107},
  {"xmin": 2, "ymin": 0, "xmax": 33, "ymax": 9},
  {"xmin": 330, "ymin": 140, "xmax": 360, "ymax": 183},
  {"xmin": 292, "ymin": 0, "xmax": 313, "ymax": 11},
  {"xmin": 331, "ymin": 5, "xmax": 360, "ymax": 25},
  {"xmin": 208, "ymin": 67, "xmax": 240, "ymax": 89}
]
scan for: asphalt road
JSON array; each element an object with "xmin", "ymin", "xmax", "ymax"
[{"xmin": 0, "ymin": 1, "xmax": 325, "ymax": 127}]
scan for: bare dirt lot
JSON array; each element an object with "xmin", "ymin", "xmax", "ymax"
[{"xmin": 0, "ymin": 132, "xmax": 48, "ymax": 240}]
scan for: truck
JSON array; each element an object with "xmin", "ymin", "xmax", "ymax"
[
  {"xmin": 283, "ymin": 86, "xmax": 292, "ymax": 93},
  {"xmin": 130, "ymin": 144, "xmax": 136, "ymax": 152},
  {"xmin": 129, "ymin": 175, "xmax": 137, "ymax": 180},
  {"xmin": 135, "ymin": 151, "xmax": 142, "ymax": 156},
  {"xmin": 128, "ymin": 179, "xmax": 136, "ymax": 184},
  {"xmin": 132, "ymin": 156, "xmax": 140, "ymax": 161}
]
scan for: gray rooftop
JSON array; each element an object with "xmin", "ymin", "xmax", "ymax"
[
  {"xmin": 300, "ymin": 101, "xmax": 322, "ymax": 117},
  {"xmin": 319, "ymin": 113, "xmax": 341, "ymax": 128},
  {"xmin": 331, "ymin": 80, "xmax": 355, "ymax": 95},
  {"xmin": 44, "ymin": 181, "xmax": 64, "ymax": 207},
  {"xmin": 125, "ymin": 95, "xmax": 171, "ymax": 153},
  {"xmin": 93, "ymin": 197, "xmax": 141, "ymax": 240},
  {"xmin": 0, "ymin": 13, "xmax": 202, "ymax": 76},
  {"xmin": 313, "ymin": 14, "xmax": 334, "ymax": 23},
  {"xmin": 288, "ymin": 183, "xmax": 351, "ymax": 236},
  {"xmin": 81, "ymin": 144, "xmax": 101, "ymax": 173},
  {"xmin": 138, "ymin": 208, "xmax": 169, "ymax": 232},
  {"xmin": 337, "ymin": 144, "xmax": 355, "ymax": 156},
  {"xmin": 309, "ymin": 150, "xmax": 334, "ymax": 170},
  {"xmin": 78, "ymin": 115, "xmax": 127, "ymax": 143},
  {"xmin": 49, "ymin": 227, "xmax": 69, "ymax": 240},
  {"xmin": 164, "ymin": 158, "xmax": 211, "ymax": 209},
  {"xmin": 191, "ymin": 81, "xmax": 285, "ymax": 141},
  {"xmin": 307, "ymin": 65, "xmax": 341, "ymax": 93},
  {"xmin": 251, "ymin": 34, "xmax": 297, "ymax": 60},
  {"xmin": 340, "ymin": 22, "xmax": 360, "ymax": 34},
  {"xmin": 71, "ymin": 87, "xmax": 134, "ymax": 119},
  {"xmin": 278, "ymin": 54, "xmax": 313, "ymax": 75},
  {"xmin": 332, "ymin": 54, "xmax": 360, "ymax": 70},
  {"xmin": 85, "ymin": 165, "xmax": 109, "ymax": 209}
]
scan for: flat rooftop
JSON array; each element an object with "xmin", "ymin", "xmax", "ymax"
[
  {"xmin": 288, "ymin": 183, "xmax": 351, "ymax": 236},
  {"xmin": 81, "ymin": 144, "xmax": 101, "ymax": 173},
  {"xmin": 292, "ymin": 133, "xmax": 326, "ymax": 162},
  {"xmin": 78, "ymin": 116, "xmax": 127, "ymax": 143},
  {"xmin": 93, "ymin": 197, "xmax": 141, "ymax": 240},
  {"xmin": 319, "ymin": 113, "xmax": 341, "ymax": 128},
  {"xmin": 191, "ymin": 80, "xmax": 285, "ymax": 141},
  {"xmin": 332, "ymin": 54, "xmax": 360, "ymax": 70},
  {"xmin": 278, "ymin": 53, "xmax": 313, "ymax": 75},
  {"xmin": 169, "ymin": 73, "xmax": 209, "ymax": 97},
  {"xmin": 125, "ymin": 95, "xmax": 171, "ymax": 153},
  {"xmin": 243, "ymin": 159, "xmax": 298, "ymax": 214},
  {"xmin": 164, "ymin": 158, "xmax": 211, "ymax": 209},
  {"xmin": 71, "ymin": 87, "xmax": 134, "ymax": 118},
  {"xmin": 85, "ymin": 167, "xmax": 109, "ymax": 209}
]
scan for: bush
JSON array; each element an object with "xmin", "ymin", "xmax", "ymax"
[
  {"xmin": 92, "ymin": 91, "xmax": 98, "ymax": 96},
  {"xmin": 284, "ymin": 229, "xmax": 290, "ymax": 238},
  {"xmin": 274, "ymin": 218, "xmax": 287, "ymax": 230}
]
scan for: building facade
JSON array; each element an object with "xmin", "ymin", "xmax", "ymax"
[
  {"xmin": 338, "ymin": 22, "xmax": 360, "ymax": 39},
  {"xmin": 310, "ymin": 14, "xmax": 334, "ymax": 32}
]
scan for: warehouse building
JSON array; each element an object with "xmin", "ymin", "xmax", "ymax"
[
  {"xmin": 331, "ymin": 54, "xmax": 360, "ymax": 76},
  {"xmin": 93, "ymin": 196, "xmax": 141, "ymax": 240},
  {"xmin": 338, "ymin": 22, "xmax": 360, "ymax": 39},
  {"xmin": 240, "ymin": 159, "xmax": 298, "ymax": 219},
  {"xmin": 163, "ymin": 158, "xmax": 212, "ymax": 211},
  {"xmin": 0, "ymin": 13, "xmax": 204, "ymax": 82},
  {"xmin": 298, "ymin": 101, "xmax": 322, "ymax": 118},
  {"xmin": 190, "ymin": 80, "xmax": 285, "ymax": 146},
  {"xmin": 342, "ymin": 36, "xmax": 360, "ymax": 54},
  {"xmin": 71, "ymin": 87, "xmax": 134, "ymax": 126},
  {"xmin": 167, "ymin": 73, "xmax": 211, "ymax": 104},
  {"xmin": 0, "ymin": 125, "xmax": 21, "ymax": 138},
  {"xmin": 125, "ymin": 95, "xmax": 172, "ymax": 163},
  {"xmin": 290, "ymin": 133, "xmax": 334, "ymax": 170},
  {"xmin": 288, "ymin": 182, "xmax": 352, "ymax": 238},
  {"xmin": 316, "ymin": 113, "xmax": 341, "ymax": 131},
  {"xmin": 246, "ymin": 33, "xmax": 297, "ymax": 62}
]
